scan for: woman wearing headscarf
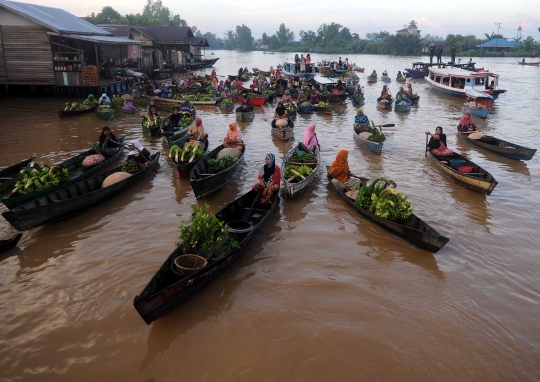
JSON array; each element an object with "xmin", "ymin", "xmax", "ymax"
[
  {"xmin": 297, "ymin": 90, "xmax": 307, "ymax": 104},
  {"xmin": 327, "ymin": 150, "xmax": 360, "ymax": 191},
  {"xmin": 146, "ymin": 99, "xmax": 160, "ymax": 116},
  {"xmin": 98, "ymin": 93, "xmax": 110, "ymax": 105},
  {"xmin": 252, "ymin": 153, "xmax": 281, "ymax": 204},
  {"xmin": 303, "ymin": 124, "xmax": 320, "ymax": 151},
  {"xmin": 457, "ymin": 112, "xmax": 480, "ymax": 134},
  {"xmin": 83, "ymin": 94, "xmax": 97, "ymax": 107},
  {"xmin": 127, "ymin": 140, "xmax": 151, "ymax": 167},
  {"xmin": 294, "ymin": 54, "xmax": 300, "ymax": 74},
  {"xmin": 406, "ymin": 83, "xmax": 414, "ymax": 96},
  {"xmin": 425, "ymin": 126, "xmax": 454, "ymax": 156},
  {"xmin": 281, "ymin": 90, "xmax": 293, "ymax": 104},
  {"xmin": 223, "ymin": 121, "xmax": 244, "ymax": 151},
  {"xmin": 221, "ymin": 87, "xmax": 231, "ymax": 99},
  {"xmin": 310, "ymin": 88, "xmax": 320, "ymax": 105},
  {"xmin": 272, "ymin": 101, "xmax": 293, "ymax": 129},
  {"xmin": 354, "ymin": 109, "xmax": 371, "ymax": 133},
  {"xmin": 236, "ymin": 93, "xmax": 253, "ymax": 113},
  {"xmin": 166, "ymin": 106, "xmax": 181, "ymax": 131},
  {"xmin": 187, "ymin": 116, "xmax": 206, "ymax": 141},
  {"xmin": 300, "ymin": 55, "xmax": 306, "ymax": 73},
  {"xmin": 92, "ymin": 126, "xmax": 119, "ymax": 156}
]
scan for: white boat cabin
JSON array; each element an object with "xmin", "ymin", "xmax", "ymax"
[{"xmin": 427, "ymin": 67, "xmax": 502, "ymax": 95}]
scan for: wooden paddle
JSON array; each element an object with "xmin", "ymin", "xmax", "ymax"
[
  {"xmin": 118, "ymin": 142, "xmax": 158, "ymax": 174},
  {"xmin": 425, "ymin": 133, "xmax": 429, "ymax": 157},
  {"xmin": 241, "ymin": 191, "xmax": 262, "ymax": 221},
  {"xmin": 150, "ymin": 125, "xmax": 162, "ymax": 143}
]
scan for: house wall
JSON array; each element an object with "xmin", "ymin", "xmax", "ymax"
[{"xmin": 0, "ymin": 8, "xmax": 37, "ymax": 26}]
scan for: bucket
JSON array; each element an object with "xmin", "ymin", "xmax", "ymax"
[
  {"xmin": 173, "ymin": 254, "xmax": 208, "ymax": 275},
  {"xmin": 226, "ymin": 220, "xmax": 253, "ymax": 241},
  {"xmin": 458, "ymin": 165, "xmax": 473, "ymax": 173},
  {"xmin": 449, "ymin": 159, "xmax": 466, "ymax": 170}
]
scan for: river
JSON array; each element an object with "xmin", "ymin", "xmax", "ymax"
[{"xmin": 0, "ymin": 51, "xmax": 539, "ymax": 381}]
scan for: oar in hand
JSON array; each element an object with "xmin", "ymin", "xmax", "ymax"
[{"xmin": 115, "ymin": 141, "xmax": 158, "ymax": 174}]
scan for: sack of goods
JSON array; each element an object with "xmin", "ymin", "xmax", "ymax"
[
  {"xmin": 217, "ymin": 148, "xmax": 242, "ymax": 159},
  {"xmin": 275, "ymin": 119, "xmax": 288, "ymax": 128},
  {"xmin": 359, "ymin": 132, "xmax": 372, "ymax": 140},
  {"xmin": 102, "ymin": 172, "xmax": 132, "ymax": 188},
  {"xmin": 82, "ymin": 154, "xmax": 105, "ymax": 167},
  {"xmin": 468, "ymin": 132, "xmax": 483, "ymax": 140}
]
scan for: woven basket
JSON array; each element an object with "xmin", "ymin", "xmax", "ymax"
[{"xmin": 174, "ymin": 254, "xmax": 208, "ymax": 275}]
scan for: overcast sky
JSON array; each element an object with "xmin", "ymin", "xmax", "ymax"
[{"xmin": 28, "ymin": 0, "xmax": 540, "ymax": 40}]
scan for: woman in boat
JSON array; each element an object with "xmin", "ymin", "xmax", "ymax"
[
  {"xmin": 145, "ymin": 99, "xmax": 159, "ymax": 116},
  {"xmin": 131, "ymin": 85, "xmax": 141, "ymax": 99},
  {"xmin": 211, "ymin": 76, "xmax": 218, "ymax": 88},
  {"xmin": 281, "ymin": 90, "xmax": 293, "ymax": 104},
  {"xmin": 252, "ymin": 153, "xmax": 281, "ymax": 204},
  {"xmin": 236, "ymin": 93, "xmax": 253, "ymax": 113},
  {"xmin": 236, "ymin": 81, "xmax": 245, "ymax": 93},
  {"xmin": 425, "ymin": 127, "xmax": 454, "ymax": 156},
  {"xmin": 98, "ymin": 93, "xmax": 110, "ymax": 106},
  {"xmin": 327, "ymin": 150, "xmax": 361, "ymax": 191},
  {"xmin": 378, "ymin": 85, "xmax": 391, "ymax": 101},
  {"xmin": 127, "ymin": 140, "xmax": 152, "ymax": 168},
  {"xmin": 224, "ymin": 78, "xmax": 231, "ymax": 89},
  {"xmin": 458, "ymin": 112, "xmax": 481, "ymax": 133},
  {"xmin": 123, "ymin": 98, "xmax": 137, "ymax": 111},
  {"xmin": 147, "ymin": 106, "xmax": 160, "ymax": 120},
  {"xmin": 221, "ymin": 87, "xmax": 231, "ymax": 100},
  {"xmin": 160, "ymin": 84, "xmax": 170, "ymax": 98},
  {"xmin": 287, "ymin": 75, "xmax": 294, "ymax": 89},
  {"xmin": 371, "ymin": 70, "xmax": 377, "ymax": 78},
  {"xmin": 406, "ymin": 83, "xmax": 414, "ymax": 96},
  {"xmin": 354, "ymin": 109, "xmax": 371, "ymax": 133},
  {"xmin": 303, "ymin": 124, "xmax": 320, "ymax": 150},
  {"xmin": 297, "ymin": 90, "xmax": 307, "ymax": 104},
  {"xmin": 336, "ymin": 80, "xmax": 345, "ymax": 91},
  {"xmin": 187, "ymin": 116, "xmax": 206, "ymax": 142},
  {"xmin": 238, "ymin": 67, "xmax": 243, "ymax": 78},
  {"xmin": 310, "ymin": 88, "xmax": 321, "ymax": 105},
  {"xmin": 223, "ymin": 121, "xmax": 244, "ymax": 151},
  {"xmin": 272, "ymin": 101, "xmax": 292, "ymax": 128},
  {"xmin": 217, "ymin": 80, "xmax": 225, "ymax": 92},
  {"xmin": 166, "ymin": 107, "xmax": 182, "ymax": 131},
  {"xmin": 396, "ymin": 71, "xmax": 403, "ymax": 79},
  {"xmin": 306, "ymin": 54, "xmax": 311, "ymax": 72},
  {"xmin": 354, "ymin": 84, "xmax": 364, "ymax": 97},
  {"xmin": 382, "ymin": 70, "xmax": 388, "ymax": 77},
  {"xmin": 83, "ymin": 94, "xmax": 98, "ymax": 107},
  {"xmin": 92, "ymin": 126, "xmax": 119, "ymax": 156},
  {"xmin": 395, "ymin": 87, "xmax": 410, "ymax": 102},
  {"xmin": 211, "ymin": 68, "xmax": 217, "ymax": 77},
  {"xmin": 250, "ymin": 76, "xmax": 259, "ymax": 89},
  {"xmin": 300, "ymin": 55, "xmax": 306, "ymax": 73}
]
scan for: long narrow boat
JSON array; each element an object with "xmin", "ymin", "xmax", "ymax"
[
  {"xmin": 190, "ymin": 145, "xmax": 245, "ymax": 199},
  {"xmin": 517, "ymin": 61, "xmax": 540, "ymax": 66},
  {"xmin": 464, "ymin": 89, "xmax": 492, "ymax": 118},
  {"xmin": 458, "ymin": 134, "xmax": 536, "ymax": 161},
  {"xmin": 428, "ymin": 151, "xmax": 498, "ymax": 194},
  {"xmin": 236, "ymin": 110, "xmax": 254, "ymax": 122},
  {"xmin": 171, "ymin": 138, "xmax": 210, "ymax": 178},
  {"xmin": 377, "ymin": 99, "xmax": 392, "ymax": 109},
  {"xmin": 394, "ymin": 99, "xmax": 412, "ymax": 112},
  {"xmin": 95, "ymin": 107, "xmax": 115, "ymax": 120},
  {"xmin": 271, "ymin": 126, "xmax": 294, "ymax": 141},
  {"xmin": 2, "ymin": 136, "xmax": 126, "ymax": 210},
  {"xmin": 57, "ymin": 104, "xmax": 97, "ymax": 118},
  {"xmin": 0, "ymin": 233, "xmax": 23, "ymax": 255},
  {"xmin": 404, "ymin": 62, "xmax": 431, "ymax": 78},
  {"xmin": 329, "ymin": 180, "xmax": 449, "ymax": 252},
  {"xmin": 162, "ymin": 126, "xmax": 190, "ymax": 148},
  {"xmin": 367, "ymin": 75, "xmax": 377, "ymax": 83},
  {"xmin": 142, "ymin": 118, "xmax": 161, "ymax": 137},
  {"xmin": 297, "ymin": 102, "xmax": 313, "ymax": 113},
  {"xmin": 133, "ymin": 190, "xmax": 279, "ymax": 324},
  {"xmin": 353, "ymin": 129, "xmax": 383, "ymax": 154},
  {"xmin": 381, "ymin": 76, "xmax": 391, "ymax": 83},
  {"xmin": 281, "ymin": 145, "xmax": 320, "ymax": 199},
  {"xmin": 352, "ymin": 95, "xmax": 365, "ymax": 105},
  {"xmin": 0, "ymin": 155, "xmax": 36, "ymax": 193},
  {"xmin": 2, "ymin": 154, "xmax": 159, "ymax": 231}
]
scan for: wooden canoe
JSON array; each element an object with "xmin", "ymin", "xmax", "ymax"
[
  {"xmin": 353, "ymin": 131, "xmax": 383, "ymax": 154},
  {"xmin": 57, "ymin": 104, "xmax": 97, "ymax": 118},
  {"xmin": 464, "ymin": 106, "xmax": 489, "ymax": 118},
  {"xmin": 1, "ymin": 136, "xmax": 126, "ymax": 210},
  {"xmin": 190, "ymin": 144, "xmax": 245, "ymax": 199},
  {"xmin": 458, "ymin": 134, "xmax": 536, "ymax": 161},
  {"xmin": 219, "ymin": 102, "xmax": 235, "ymax": 112},
  {"xmin": 0, "ymin": 233, "xmax": 23, "ymax": 254},
  {"xmin": 0, "ymin": 154, "xmax": 36, "ymax": 193},
  {"xmin": 517, "ymin": 61, "xmax": 540, "ymax": 66},
  {"xmin": 329, "ymin": 180, "xmax": 449, "ymax": 253},
  {"xmin": 281, "ymin": 145, "xmax": 320, "ymax": 199},
  {"xmin": 2, "ymin": 154, "xmax": 159, "ymax": 231},
  {"xmin": 381, "ymin": 76, "xmax": 391, "ymax": 83},
  {"xmin": 394, "ymin": 99, "xmax": 412, "ymax": 112},
  {"xmin": 170, "ymin": 138, "xmax": 210, "ymax": 178},
  {"xmin": 352, "ymin": 95, "xmax": 365, "ymax": 105},
  {"xmin": 367, "ymin": 75, "xmax": 377, "ymax": 83},
  {"xmin": 95, "ymin": 107, "xmax": 115, "ymax": 120},
  {"xmin": 236, "ymin": 110, "xmax": 254, "ymax": 122},
  {"xmin": 271, "ymin": 127, "xmax": 294, "ymax": 141},
  {"xmin": 249, "ymin": 96, "xmax": 266, "ymax": 106},
  {"xmin": 142, "ymin": 118, "xmax": 162, "ymax": 137},
  {"xmin": 162, "ymin": 126, "xmax": 190, "ymax": 148},
  {"xmin": 297, "ymin": 103, "xmax": 313, "ymax": 113},
  {"xmin": 377, "ymin": 99, "xmax": 392, "ymax": 109},
  {"xmin": 428, "ymin": 151, "xmax": 498, "ymax": 194},
  {"xmin": 133, "ymin": 190, "xmax": 279, "ymax": 325}
]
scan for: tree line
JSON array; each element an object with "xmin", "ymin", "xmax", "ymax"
[{"xmin": 87, "ymin": 6, "xmax": 540, "ymax": 56}]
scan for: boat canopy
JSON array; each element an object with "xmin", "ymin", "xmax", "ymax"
[
  {"xmin": 313, "ymin": 76, "xmax": 337, "ymax": 85},
  {"xmin": 429, "ymin": 67, "xmax": 500, "ymax": 78},
  {"xmin": 465, "ymin": 89, "xmax": 493, "ymax": 100}
]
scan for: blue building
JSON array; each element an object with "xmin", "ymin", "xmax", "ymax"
[{"xmin": 480, "ymin": 38, "xmax": 522, "ymax": 53}]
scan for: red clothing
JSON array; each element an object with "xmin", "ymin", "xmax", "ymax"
[{"xmin": 258, "ymin": 166, "xmax": 281, "ymax": 187}]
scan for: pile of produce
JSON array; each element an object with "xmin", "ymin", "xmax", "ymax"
[
  {"xmin": 143, "ymin": 116, "xmax": 163, "ymax": 128},
  {"xmin": 207, "ymin": 154, "xmax": 239, "ymax": 174},
  {"xmin": 252, "ymin": 67, "xmax": 259, "ymax": 72},
  {"xmin": 121, "ymin": 160, "xmax": 140, "ymax": 174},
  {"xmin": 302, "ymin": 153, "xmax": 317, "ymax": 163},
  {"xmin": 181, "ymin": 116, "xmax": 195, "ymax": 128},
  {"xmin": 11, "ymin": 161, "xmax": 69, "ymax": 195},
  {"xmin": 367, "ymin": 121, "xmax": 386, "ymax": 143},
  {"xmin": 64, "ymin": 102, "xmax": 85, "ymax": 111},
  {"xmin": 249, "ymin": 93, "xmax": 264, "ymax": 98},
  {"xmin": 173, "ymin": 93, "xmax": 213, "ymax": 101},
  {"xmin": 289, "ymin": 151, "xmax": 317, "ymax": 163},
  {"xmin": 355, "ymin": 178, "xmax": 413, "ymax": 221},
  {"xmin": 111, "ymin": 95, "xmax": 124, "ymax": 108},
  {"xmin": 170, "ymin": 142, "xmax": 205, "ymax": 163},
  {"xmin": 239, "ymin": 74, "xmax": 250, "ymax": 81},
  {"xmin": 284, "ymin": 164, "xmax": 313, "ymax": 182},
  {"xmin": 318, "ymin": 101, "xmax": 331, "ymax": 108},
  {"xmin": 221, "ymin": 98, "xmax": 234, "ymax": 105},
  {"xmin": 263, "ymin": 89, "xmax": 274, "ymax": 96},
  {"xmin": 285, "ymin": 103, "xmax": 297, "ymax": 112},
  {"xmin": 303, "ymin": 86, "xmax": 311, "ymax": 95}
]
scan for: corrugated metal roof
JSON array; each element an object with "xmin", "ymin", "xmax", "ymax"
[
  {"xmin": 0, "ymin": 0, "xmax": 111, "ymax": 35},
  {"xmin": 132, "ymin": 26, "xmax": 193, "ymax": 43},
  {"xmin": 482, "ymin": 38, "xmax": 521, "ymax": 48},
  {"xmin": 429, "ymin": 67, "xmax": 500, "ymax": 77},
  {"xmin": 50, "ymin": 33, "xmax": 142, "ymax": 44},
  {"xmin": 99, "ymin": 25, "xmax": 132, "ymax": 38}
]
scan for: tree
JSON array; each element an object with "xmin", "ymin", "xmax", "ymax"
[
  {"xmin": 269, "ymin": 35, "xmax": 280, "ymax": 50},
  {"xmin": 139, "ymin": 0, "xmax": 185, "ymax": 26},
  {"xmin": 91, "ymin": 6, "xmax": 122, "ymax": 24},
  {"xmin": 366, "ymin": 31, "xmax": 390, "ymax": 41},
  {"xmin": 484, "ymin": 32, "xmax": 503, "ymax": 41},
  {"xmin": 276, "ymin": 23, "xmax": 295, "ymax": 47},
  {"xmin": 423, "ymin": 34, "xmax": 444, "ymax": 42},
  {"xmin": 203, "ymin": 32, "xmax": 224, "ymax": 49},
  {"xmin": 235, "ymin": 24, "xmax": 253, "ymax": 50},
  {"xmin": 522, "ymin": 36, "xmax": 536, "ymax": 52},
  {"xmin": 262, "ymin": 32, "xmax": 269, "ymax": 45},
  {"xmin": 382, "ymin": 34, "xmax": 422, "ymax": 55},
  {"xmin": 223, "ymin": 30, "xmax": 236, "ymax": 50},
  {"xmin": 409, "ymin": 20, "xmax": 418, "ymax": 29}
]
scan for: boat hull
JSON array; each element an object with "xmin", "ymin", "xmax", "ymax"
[
  {"xmin": 377, "ymin": 100, "xmax": 392, "ymax": 109},
  {"xmin": 96, "ymin": 109, "xmax": 115, "ymax": 120},
  {"xmin": 353, "ymin": 132, "xmax": 382, "ymax": 154},
  {"xmin": 464, "ymin": 106, "xmax": 489, "ymax": 118},
  {"xmin": 329, "ymin": 180, "xmax": 449, "ymax": 252},
  {"xmin": 172, "ymin": 139, "xmax": 210, "ymax": 178},
  {"xmin": 0, "ymin": 155, "xmax": 36, "ymax": 193},
  {"xmin": 271, "ymin": 127, "xmax": 293, "ymax": 141},
  {"xmin": 352, "ymin": 95, "xmax": 365, "ymax": 105},
  {"xmin": 236, "ymin": 111, "xmax": 254, "ymax": 122},
  {"xmin": 458, "ymin": 134, "xmax": 536, "ymax": 161},
  {"xmin": 281, "ymin": 145, "xmax": 320, "ymax": 199},
  {"xmin": 405, "ymin": 69, "xmax": 429, "ymax": 78},
  {"xmin": 0, "ymin": 233, "xmax": 23, "ymax": 254},
  {"xmin": 57, "ymin": 104, "xmax": 97, "ymax": 118},
  {"xmin": 2, "ymin": 154, "xmax": 159, "ymax": 231},
  {"xmin": 395, "ymin": 100, "xmax": 412, "ymax": 112},
  {"xmin": 133, "ymin": 191, "xmax": 279, "ymax": 324},
  {"xmin": 428, "ymin": 152, "xmax": 497, "ymax": 194}
]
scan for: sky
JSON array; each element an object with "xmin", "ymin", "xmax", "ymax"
[{"xmin": 22, "ymin": 0, "xmax": 540, "ymax": 40}]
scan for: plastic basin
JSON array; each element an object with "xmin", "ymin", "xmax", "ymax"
[{"xmin": 458, "ymin": 165, "xmax": 473, "ymax": 173}]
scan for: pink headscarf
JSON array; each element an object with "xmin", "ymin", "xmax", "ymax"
[
  {"xmin": 195, "ymin": 116, "xmax": 203, "ymax": 127},
  {"xmin": 303, "ymin": 124, "xmax": 318, "ymax": 148}
]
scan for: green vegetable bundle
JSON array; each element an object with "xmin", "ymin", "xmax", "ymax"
[
  {"xmin": 194, "ymin": 93, "xmax": 212, "ymax": 101},
  {"xmin": 181, "ymin": 116, "xmax": 195, "ymax": 128},
  {"xmin": 355, "ymin": 178, "xmax": 413, "ymax": 221},
  {"xmin": 303, "ymin": 153, "xmax": 317, "ymax": 163},
  {"xmin": 143, "ymin": 116, "xmax": 163, "ymax": 128},
  {"xmin": 207, "ymin": 154, "xmax": 239, "ymax": 174},
  {"xmin": 121, "ymin": 160, "xmax": 140, "ymax": 173},
  {"xmin": 239, "ymin": 74, "xmax": 250, "ymax": 81},
  {"xmin": 318, "ymin": 101, "xmax": 330, "ymax": 108},
  {"xmin": 11, "ymin": 161, "xmax": 69, "ymax": 195},
  {"xmin": 64, "ymin": 102, "xmax": 85, "ymax": 111},
  {"xmin": 111, "ymin": 95, "xmax": 124, "ymax": 108},
  {"xmin": 221, "ymin": 98, "xmax": 233, "ymax": 105},
  {"xmin": 170, "ymin": 142, "xmax": 205, "ymax": 163},
  {"xmin": 285, "ymin": 164, "xmax": 312, "ymax": 182},
  {"xmin": 285, "ymin": 103, "xmax": 297, "ymax": 112},
  {"xmin": 367, "ymin": 121, "xmax": 386, "ymax": 143}
]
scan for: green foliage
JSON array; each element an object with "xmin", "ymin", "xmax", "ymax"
[
  {"xmin": 11, "ymin": 162, "xmax": 69, "ymax": 196},
  {"xmin": 111, "ymin": 95, "xmax": 124, "ymax": 108},
  {"xmin": 276, "ymin": 23, "xmax": 295, "ymax": 47},
  {"xmin": 367, "ymin": 121, "xmax": 386, "ymax": 143},
  {"xmin": 381, "ymin": 34, "xmax": 423, "ymax": 55},
  {"xmin": 284, "ymin": 164, "xmax": 312, "ymax": 182},
  {"xmin": 318, "ymin": 101, "xmax": 330, "ymax": 107},
  {"xmin": 143, "ymin": 115, "xmax": 163, "ymax": 128},
  {"xmin": 64, "ymin": 102, "xmax": 85, "ymax": 111},
  {"xmin": 221, "ymin": 98, "xmax": 233, "ymax": 105},
  {"xmin": 207, "ymin": 155, "xmax": 239, "ymax": 174},
  {"xmin": 121, "ymin": 160, "xmax": 140, "ymax": 174},
  {"xmin": 170, "ymin": 142, "xmax": 204, "ymax": 163},
  {"xmin": 177, "ymin": 204, "xmax": 236, "ymax": 260},
  {"xmin": 355, "ymin": 179, "xmax": 413, "ymax": 221},
  {"xmin": 235, "ymin": 24, "xmax": 254, "ymax": 50}
]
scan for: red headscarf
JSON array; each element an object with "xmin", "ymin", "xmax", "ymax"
[
  {"xmin": 459, "ymin": 113, "xmax": 475, "ymax": 126},
  {"xmin": 329, "ymin": 150, "xmax": 350, "ymax": 183}
]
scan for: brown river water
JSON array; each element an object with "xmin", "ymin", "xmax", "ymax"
[{"xmin": 0, "ymin": 51, "xmax": 539, "ymax": 381}]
